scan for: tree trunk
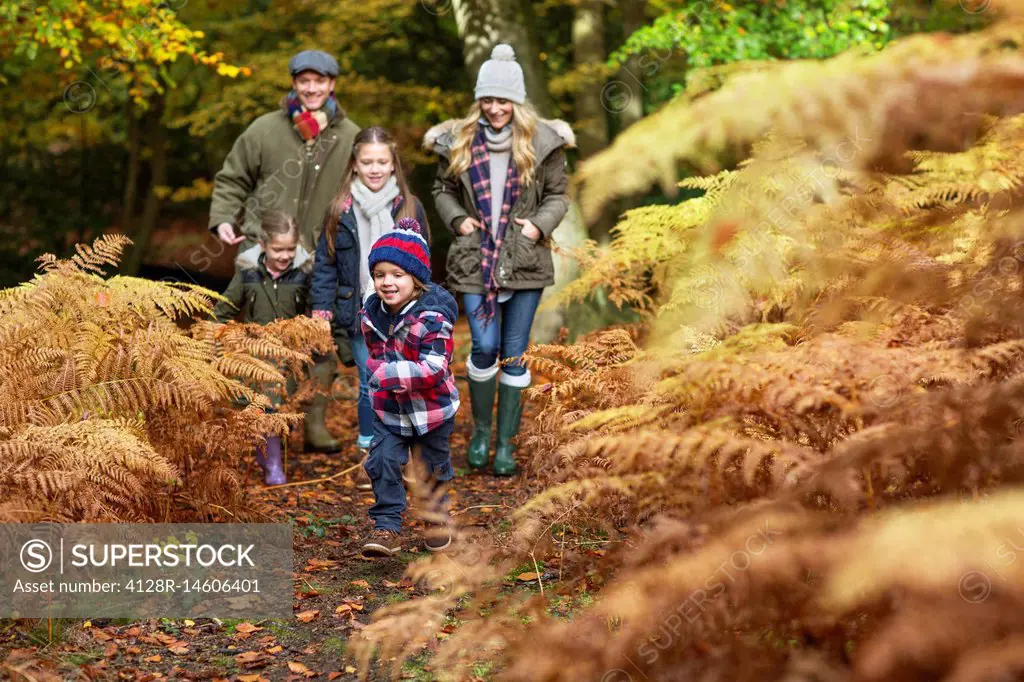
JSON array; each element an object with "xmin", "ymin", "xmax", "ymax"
[
  {"xmin": 120, "ymin": 99, "xmax": 141, "ymax": 237},
  {"xmin": 617, "ymin": 0, "xmax": 648, "ymax": 132},
  {"xmin": 451, "ymin": 0, "xmax": 556, "ymax": 117},
  {"xmin": 123, "ymin": 93, "xmax": 167, "ymax": 277},
  {"xmin": 574, "ymin": 0, "xmax": 618, "ymax": 245},
  {"xmin": 573, "ymin": 0, "xmax": 609, "ymax": 158}
]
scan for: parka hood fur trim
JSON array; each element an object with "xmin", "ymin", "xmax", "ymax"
[
  {"xmin": 235, "ymin": 243, "xmax": 313, "ymax": 274},
  {"xmin": 423, "ymin": 117, "xmax": 576, "ymax": 156}
]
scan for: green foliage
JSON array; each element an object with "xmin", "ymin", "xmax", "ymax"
[
  {"xmin": 609, "ymin": 0, "xmax": 893, "ymax": 106},
  {"xmin": 612, "ymin": 0, "xmax": 892, "ymax": 66},
  {"xmin": 0, "ymin": 0, "xmax": 241, "ymax": 101}
]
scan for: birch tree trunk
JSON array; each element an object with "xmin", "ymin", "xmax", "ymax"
[{"xmin": 450, "ymin": 0, "xmax": 556, "ymax": 117}]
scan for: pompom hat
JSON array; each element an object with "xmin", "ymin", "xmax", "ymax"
[
  {"xmin": 368, "ymin": 218, "xmax": 432, "ymax": 285},
  {"xmin": 474, "ymin": 44, "xmax": 527, "ymax": 104}
]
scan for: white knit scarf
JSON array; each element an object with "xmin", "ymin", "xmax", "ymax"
[{"xmin": 351, "ymin": 176, "xmax": 400, "ymax": 301}]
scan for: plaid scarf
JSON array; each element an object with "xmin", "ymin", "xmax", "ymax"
[
  {"xmin": 285, "ymin": 90, "xmax": 338, "ymax": 143},
  {"xmin": 467, "ymin": 124, "xmax": 520, "ymax": 326}
]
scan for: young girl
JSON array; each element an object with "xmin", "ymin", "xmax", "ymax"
[
  {"xmin": 356, "ymin": 220, "xmax": 459, "ymax": 558},
  {"xmin": 213, "ymin": 209, "xmax": 315, "ymax": 485},
  {"xmin": 311, "ymin": 127, "xmax": 430, "ymax": 458},
  {"xmin": 424, "ymin": 43, "xmax": 575, "ymax": 477}
]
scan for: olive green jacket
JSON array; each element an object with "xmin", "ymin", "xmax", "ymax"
[
  {"xmin": 212, "ymin": 244, "xmax": 314, "ymax": 324},
  {"xmin": 209, "ymin": 107, "xmax": 361, "ymax": 253},
  {"xmin": 424, "ymin": 118, "xmax": 574, "ymax": 293}
]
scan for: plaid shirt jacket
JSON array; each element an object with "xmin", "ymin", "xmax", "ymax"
[{"xmin": 359, "ymin": 285, "xmax": 461, "ymax": 437}]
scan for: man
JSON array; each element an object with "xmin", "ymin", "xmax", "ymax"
[{"xmin": 209, "ymin": 49, "xmax": 360, "ymax": 454}]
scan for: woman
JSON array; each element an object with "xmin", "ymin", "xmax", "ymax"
[
  {"xmin": 312, "ymin": 126, "xmax": 429, "ymax": 455},
  {"xmin": 424, "ymin": 43, "xmax": 575, "ymax": 476}
]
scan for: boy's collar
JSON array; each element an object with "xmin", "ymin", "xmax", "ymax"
[{"xmin": 381, "ymin": 298, "xmax": 418, "ymax": 317}]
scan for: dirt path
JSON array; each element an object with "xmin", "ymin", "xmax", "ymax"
[{"xmin": 0, "ymin": 331, "xmax": 528, "ymax": 682}]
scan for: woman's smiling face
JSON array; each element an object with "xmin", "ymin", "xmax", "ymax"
[{"xmin": 480, "ymin": 97, "xmax": 514, "ymax": 130}]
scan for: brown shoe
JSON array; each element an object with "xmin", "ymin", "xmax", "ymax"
[
  {"xmin": 423, "ymin": 525, "xmax": 451, "ymax": 552},
  {"xmin": 361, "ymin": 529, "xmax": 402, "ymax": 558}
]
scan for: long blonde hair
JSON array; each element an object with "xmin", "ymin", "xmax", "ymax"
[
  {"xmin": 323, "ymin": 126, "xmax": 420, "ymax": 259},
  {"xmin": 447, "ymin": 100, "xmax": 539, "ymax": 187}
]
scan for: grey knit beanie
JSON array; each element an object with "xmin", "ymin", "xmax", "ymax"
[{"xmin": 474, "ymin": 44, "xmax": 526, "ymax": 104}]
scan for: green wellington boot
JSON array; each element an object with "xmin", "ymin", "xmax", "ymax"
[
  {"xmin": 493, "ymin": 382, "xmax": 526, "ymax": 477},
  {"xmin": 304, "ymin": 355, "xmax": 342, "ymax": 453},
  {"xmin": 466, "ymin": 375, "xmax": 497, "ymax": 470}
]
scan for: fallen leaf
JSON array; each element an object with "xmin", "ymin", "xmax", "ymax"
[
  {"xmin": 235, "ymin": 651, "xmax": 267, "ymax": 667},
  {"xmin": 334, "ymin": 604, "xmax": 352, "ymax": 614},
  {"xmin": 265, "ymin": 645, "xmax": 283, "ymax": 655},
  {"xmin": 349, "ymin": 579, "xmax": 370, "ymax": 589},
  {"xmin": 103, "ymin": 643, "xmax": 118, "ymax": 658},
  {"xmin": 153, "ymin": 633, "xmax": 177, "ymax": 646},
  {"xmin": 237, "ymin": 675, "xmax": 264, "ymax": 682},
  {"xmin": 236, "ymin": 622, "xmax": 263, "ymax": 634},
  {"xmin": 126, "ymin": 647, "xmax": 141, "ymax": 655},
  {"xmin": 516, "ymin": 572, "xmax": 541, "ymax": 582},
  {"xmin": 143, "ymin": 655, "xmax": 162, "ymax": 663},
  {"xmin": 328, "ymin": 673, "xmax": 343, "ymax": 681},
  {"xmin": 296, "ymin": 610, "xmax": 319, "ymax": 623},
  {"xmin": 287, "ymin": 661, "xmax": 318, "ymax": 677},
  {"xmin": 345, "ymin": 666, "xmax": 357, "ymax": 674},
  {"xmin": 304, "ymin": 558, "xmax": 338, "ymax": 571},
  {"xmin": 91, "ymin": 630, "xmax": 113, "ymax": 642},
  {"xmin": 167, "ymin": 644, "xmax": 189, "ymax": 655}
]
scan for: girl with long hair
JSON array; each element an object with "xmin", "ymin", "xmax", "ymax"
[{"xmin": 312, "ymin": 126, "xmax": 430, "ymax": 455}]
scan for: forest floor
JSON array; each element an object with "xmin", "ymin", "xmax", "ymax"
[{"xmin": 0, "ymin": 323, "xmax": 537, "ymax": 682}]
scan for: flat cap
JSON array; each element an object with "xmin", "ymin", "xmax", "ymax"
[{"xmin": 288, "ymin": 50, "xmax": 339, "ymax": 77}]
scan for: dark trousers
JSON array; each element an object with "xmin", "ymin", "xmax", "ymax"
[{"xmin": 364, "ymin": 416, "xmax": 455, "ymax": 532}]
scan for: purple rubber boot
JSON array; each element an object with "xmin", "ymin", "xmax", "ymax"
[{"xmin": 256, "ymin": 435, "xmax": 287, "ymax": 486}]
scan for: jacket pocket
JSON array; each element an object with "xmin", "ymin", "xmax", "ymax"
[
  {"xmin": 244, "ymin": 288, "xmax": 258, "ymax": 320},
  {"xmin": 334, "ymin": 285, "xmax": 356, "ymax": 329},
  {"xmin": 446, "ymin": 231, "xmax": 481, "ymax": 282},
  {"xmin": 513, "ymin": 230, "xmax": 545, "ymax": 278}
]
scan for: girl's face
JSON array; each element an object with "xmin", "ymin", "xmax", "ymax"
[
  {"xmin": 372, "ymin": 262, "xmax": 416, "ymax": 312},
  {"xmin": 354, "ymin": 142, "xmax": 395, "ymax": 192},
  {"xmin": 480, "ymin": 97, "xmax": 514, "ymax": 131},
  {"xmin": 262, "ymin": 232, "xmax": 298, "ymax": 272}
]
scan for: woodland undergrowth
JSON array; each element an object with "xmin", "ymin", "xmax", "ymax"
[
  {"xmin": 354, "ymin": 13, "xmax": 1024, "ymax": 682},
  {"xmin": 0, "ymin": 235, "xmax": 332, "ymax": 522}
]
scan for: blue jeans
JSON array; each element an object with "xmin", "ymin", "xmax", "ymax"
[
  {"xmin": 463, "ymin": 289, "xmax": 543, "ymax": 376},
  {"xmin": 364, "ymin": 416, "xmax": 455, "ymax": 532},
  {"xmin": 351, "ymin": 332, "xmax": 374, "ymax": 447}
]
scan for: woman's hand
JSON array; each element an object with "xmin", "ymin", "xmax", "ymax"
[
  {"xmin": 515, "ymin": 218, "xmax": 542, "ymax": 242},
  {"xmin": 458, "ymin": 217, "xmax": 482, "ymax": 236}
]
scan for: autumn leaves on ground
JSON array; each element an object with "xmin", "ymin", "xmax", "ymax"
[{"xmin": 0, "ymin": 314, "xmax": 538, "ymax": 682}]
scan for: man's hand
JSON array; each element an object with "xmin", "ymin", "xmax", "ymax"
[
  {"xmin": 216, "ymin": 222, "xmax": 245, "ymax": 245},
  {"xmin": 458, "ymin": 217, "xmax": 482, "ymax": 236}
]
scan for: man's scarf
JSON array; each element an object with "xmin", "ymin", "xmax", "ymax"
[{"xmin": 285, "ymin": 90, "xmax": 339, "ymax": 142}]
